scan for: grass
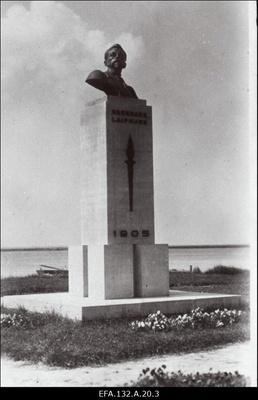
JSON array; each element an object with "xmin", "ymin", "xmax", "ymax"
[
  {"xmin": 169, "ymin": 267, "xmax": 250, "ymax": 307},
  {"xmin": 1, "ymin": 274, "xmax": 68, "ymax": 297},
  {"xmin": 1, "ymin": 306, "xmax": 249, "ymax": 369},
  {"xmin": 1, "ymin": 266, "xmax": 249, "ymax": 298},
  {"xmin": 1, "ymin": 266, "xmax": 250, "ymax": 369}
]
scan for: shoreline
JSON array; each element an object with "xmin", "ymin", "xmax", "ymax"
[{"xmin": 1, "ymin": 244, "xmax": 250, "ymax": 252}]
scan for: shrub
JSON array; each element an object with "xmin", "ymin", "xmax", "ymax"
[
  {"xmin": 129, "ymin": 365, "xmax": 250, "ymax": 387},
  {"xmin": 131, "ymin": 308, "xmax": 247, "ymax": 332},
  {"xmin": 205, "ymin": 266, "xmax": 248, "ymax": 275},
  {"xmin": 193, "ymin": 266, "xmax": 202, "ymax": 273}
]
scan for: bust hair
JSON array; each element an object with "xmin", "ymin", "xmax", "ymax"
[{"xmin": 104, "ymin": 44, "xmax": 127, "ymax": 60}]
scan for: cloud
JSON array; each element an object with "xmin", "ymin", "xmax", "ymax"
[
  {"xmin": 2, "ymin": 2, "xmax": 145, "ymax": 117},
  {"xmin": 1, "ymin": 1, "xmax": 144, "ymax": 247},
  {"xmin": 2, "ymin": 1, "xmax": 143, "ymax": 89}
]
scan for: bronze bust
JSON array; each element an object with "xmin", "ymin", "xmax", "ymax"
[{"xmin": 86, "ymin": 44, "xmax": 138, "ymax": 99}]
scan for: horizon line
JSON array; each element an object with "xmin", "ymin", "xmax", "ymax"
[{"xmin": 0, "ymin": 244, "xmax": 250, "ymax": 251}]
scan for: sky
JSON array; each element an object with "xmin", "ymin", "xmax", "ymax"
[{"xmin": 1, "ymin": 1, "xmax": 256, "ymax": 248}]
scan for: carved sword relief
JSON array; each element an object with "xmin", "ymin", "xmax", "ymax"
[{"xmin": 125, "ymin": 135, "xmax": 135, "ymax": 212}]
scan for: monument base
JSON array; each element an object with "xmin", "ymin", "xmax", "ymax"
[
  {"xmin": 1, "ymin": 291, "xmax": 242, "ymax": 321},
  {"xmin": 68, "ymin": 244, "xmax": 169, "ymax": 300}
]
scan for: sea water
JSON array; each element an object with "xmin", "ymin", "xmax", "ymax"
[
  {"xmin": 0, "ymin": 246, "xmax": 250, "ymax": 278},
  {"xmin": 168, "ymin": 246, "xmax": 250, "ymax": 272},
  {"xmin": 1, "ymin": 249, "xmax": 68, "ymax": 278}
]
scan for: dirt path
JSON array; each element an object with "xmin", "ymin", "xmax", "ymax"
[{"xmin": 1, "ymin": 341, "xmax": 256, "ymax": 387}]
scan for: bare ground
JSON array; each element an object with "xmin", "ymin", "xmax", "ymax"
[{"xmin": 1, "ymin": 340, "xmax": 257, "ymax": 387}]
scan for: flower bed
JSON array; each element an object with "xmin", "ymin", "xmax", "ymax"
[
  {"xmin": 130, "ymin": 365, "xmax": 250, "ymax": 387},
  {"xmin": 1, "ymin": 312, "xmax": 31, "ymax": 329},
  {"xmin": 131, "ymin": 308, "xmax": 247, "ymax": 332}
]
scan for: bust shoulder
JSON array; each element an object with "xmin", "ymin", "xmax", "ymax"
[
  {"xmin": 125, "ymin": 85, "xmax": 138, "ymax": 99},
  {"xmin": 86, "ymin": 70, "xmax": 106, "ymax": 83}
]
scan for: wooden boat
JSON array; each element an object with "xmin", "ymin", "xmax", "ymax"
[{"xmin": 36, "ymin": 264, "xmax": 68, "ymax": 277}]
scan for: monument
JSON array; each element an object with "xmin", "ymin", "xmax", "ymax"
[
  {"xmin": 1, "ymin": 44, "xmax": 242, "ymax": 320},
  {"xmin": 69, "ymin": 43, "xmax": 169, "ymax": 301}
]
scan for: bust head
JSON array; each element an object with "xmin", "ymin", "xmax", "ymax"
[
  {"xmin": 104, "ymin": 44, "xmax": 127, "ymax": 73},
  {"xmin": 86, "ymin": 43, "xmax": 137, "ymax": 98}
]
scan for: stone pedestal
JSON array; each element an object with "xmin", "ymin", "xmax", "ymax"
[
  {"xmin": 69, "ymin": 243, "xmax": 169, "ymax": 300},
  {"xmin": 80, "ymin": 96, "xmax": 155, "ymax": 245},
  {"xmin": 134, "ymin": 244, "xmax": 169, "ymax": 297},
  {"xmin": 69, "ymin": 96, "xmax": 169, "ymax": 300}
]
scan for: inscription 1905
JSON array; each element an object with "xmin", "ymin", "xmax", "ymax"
[{"xmin": 113, "ymin": 230, "xmax": 150, "ymax": 238}]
